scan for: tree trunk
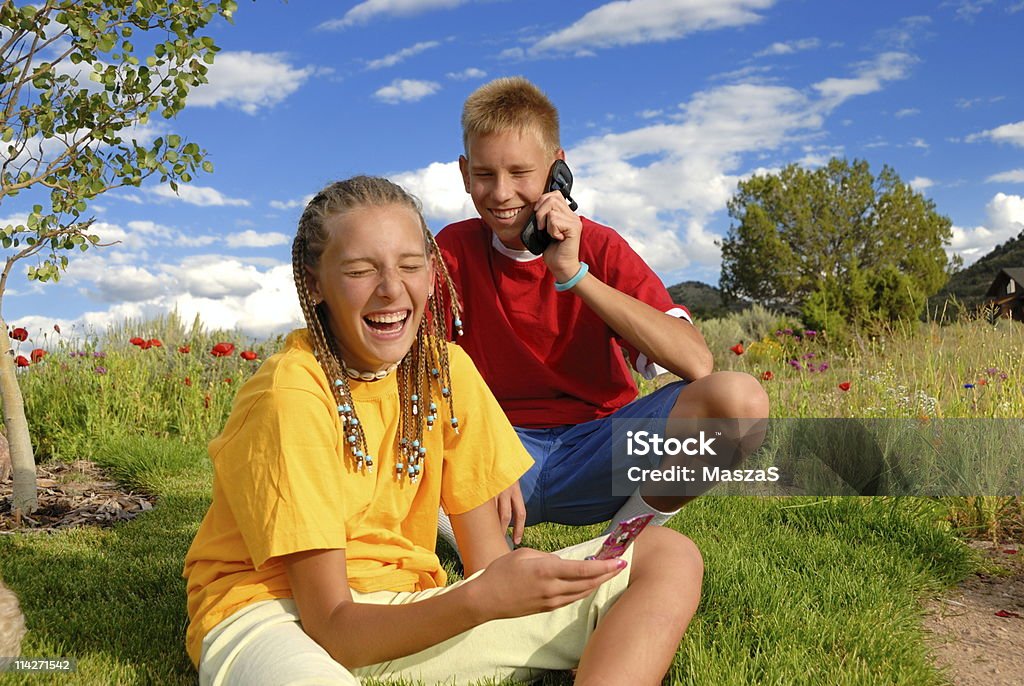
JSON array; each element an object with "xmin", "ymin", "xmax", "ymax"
[{"xmin": 0, "ymin": 315, "xmax": 37, "ymax": 514}]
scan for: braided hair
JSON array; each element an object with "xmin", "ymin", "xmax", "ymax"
[{"xmin": 292, "ymin": 176, "xmax": 463, "ymax": 479}]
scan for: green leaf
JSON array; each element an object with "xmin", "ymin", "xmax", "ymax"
[{"xmin": 201, "ymin": 160, "xmax": 213, "ymax": 174}]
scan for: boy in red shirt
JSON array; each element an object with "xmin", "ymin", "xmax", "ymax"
[{"xmin": 436, "ymin": 77, "xmax": 769, "ymax": 538}]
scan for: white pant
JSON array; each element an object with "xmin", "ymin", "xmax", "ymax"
[{"xmin": 199, "ymin": 537, "xmax": 633, "ymax": 686}]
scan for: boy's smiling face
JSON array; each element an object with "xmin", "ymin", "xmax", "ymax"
[{"xmin": 460, "ymin": 128, "xmax": 563, "ymax": 250}]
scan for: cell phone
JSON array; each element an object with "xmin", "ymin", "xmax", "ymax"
[
  {"xmin": 585, "ymin": 513, "xmax": 654, "ymax": 560},
  {"xmin": 520, "ymin": 159, "xmax": 579, "ymax": 255}
]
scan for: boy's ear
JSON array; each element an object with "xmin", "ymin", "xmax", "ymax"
[
  {"xmin": 555, "ymin": 148, "xmax": 566, "ymax": 162},
  {"xmin": 458, "ymin": 155, "xmax": 471, "ymax": 193}
]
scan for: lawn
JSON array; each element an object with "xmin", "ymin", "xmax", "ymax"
[{"xmin": 1, "ymin": 310, "xmax": 1021, "ymax": 684}]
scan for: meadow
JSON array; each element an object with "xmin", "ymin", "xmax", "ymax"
[{"xmin": 0, "ymin": 308, "xmax": 1021, "ymax": 685}]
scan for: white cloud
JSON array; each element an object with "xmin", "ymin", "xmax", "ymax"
[
  {"xmin": 446, "ymin": 67, "xmax": 486, "ymax": 81},
  {"xmin": 908, "ymin": 137, "xmax": 929, "ymax": 149},
  {"xmin": 894, "ymin": 108, "xmax": 920, "ymax": 118},
  {"xmin": 367, "ymin": 41, "xmax": 441, "ymax": 70},
  {"xmin": 167, "ymin": 256, "xmax": 265, "ymax": 299},
  {"xmin": 966, "ymin": 120, "xmax": 1024, "ymax": 147},
  {"xmin": 189, "ymin": 52, "xmax": 316, "ymax": 114},
  {"xmin": 150, "ymin": 183, "xmax": 250, "ymax": 207},
  {"xmin": 813, "ymin": 52, "xmax": 917, "ymax": 108},
  {"xmin": 391, "ymin": 161, "xmax": 477, "ymax": 227},
  {"xmin": 949, "ymin": 193, "xmax": 1024, "ymax": 263},
  {"xmin": 754, "ymin": 37, "xmax": 820, "ymax": 57},
  {"xmin": 373, "ymin": 79, "xmax": 441, "ymax": 104},
  {"xmin": 909, "ymin": 176, "xmax": 935, "ymax": 191},
  {"xmin": 94, "ymin": 265, "xmax": 165, "ymax": 303},
  {"xmin": 987, "ymin": 169, "xmax": 1024, "ymax": 183},
  {"xmin": 225, "ymin": 230, "xmax": 291, "ymax": 248},
  {"xmin": 319, "ymin": 0, "xmax": 473, "ymax": 29},
  {"xmin": 529, "ymin": 0, "xmax": 774, "ymax": 55},
  {"xmin": 270, "ymin": 195, "xmax": 314, "ymax": 211}
]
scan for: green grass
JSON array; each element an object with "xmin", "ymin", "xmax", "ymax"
[{"xmin": 1, "ymin": 312, "xmax": 1020, "ymax": 684}]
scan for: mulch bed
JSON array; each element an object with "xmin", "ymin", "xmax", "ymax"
[{"xmin": 0, "ymin": 460, "xmax": 156, "ymax": 533}]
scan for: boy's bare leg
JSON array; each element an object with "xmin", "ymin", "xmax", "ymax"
[
  {"xmin": 573, "ymin": 527, "xmax": 703, "ymax": 686},
  {"xmin": 643, "ymin": 370, "xmax": 769, "ymax": 513}
]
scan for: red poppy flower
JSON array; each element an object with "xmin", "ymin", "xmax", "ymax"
[
  {"xmin": 761, "ymin": 370, "xmax": 774, "ymax": 381},
  {"xmin": 139, "ymin": 340, "xmax": 152, "ymax": 350},
  {"xmin": 30, "ymin": 348, "xmax": 45, "ymax": 363},
  {"xmin": 240, "ymin": 350, "xmax": 257, "ymax": 361},
  {"xmin": 211, "ymin": 342, "xmax": 235, "ymax": 357},
  {"xmin": 1004, "ymin": 549, "xmax": 1018, "ymax": 555},
  {"xmin": 184, "ymin": 377, "xmax": 192, "ymax": 387},
  {"xmin": 129, "ymin": 337, "xmax": 145, "ymax": 346},
  {"xmin": 730, "ymin": 343, "xmax": 745, "ymax": 356},
  {"xmin": 224, "ymin": 377, "xmax": 232, "ymax": 384},
  {"xmin": 15, "ymin": 355, "xmax": 29, "ymax": 367},
  {"xmin": 148, "ymin": 338, "xmax": 162, "ymax": 348},
  {"xmin": 995, "ymin": 610, "xmax": 1021, "ymax": 618},
  {"xmin": 10, "ymin": 327, "xmax": 28, "ymax": 341},
  {"xmin": 838, "ymin": 381, "xmax": 851, "ymax": 391},
  {"xmin": 203, "ymin": 394, "xmax": 211, "ymax": 409},
  {"xmin": 978, "ymin": 378, "xmax": 988, "ymax": 386},
  {"xmin": 178, "ymin": 345, "xmax": 191, "ymax": 354}
]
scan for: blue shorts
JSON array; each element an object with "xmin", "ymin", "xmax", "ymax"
[{"xmin": 516, "ymin": 381, "xmax": 686, "ymax": 526}]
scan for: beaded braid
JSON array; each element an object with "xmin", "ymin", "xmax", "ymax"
[{"xmin": 292, "ymin": 177, "xmax": 463, "ymax": 481}]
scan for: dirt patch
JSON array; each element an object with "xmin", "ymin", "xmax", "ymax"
[
  {"xmin": 923, "ymin": 541, "xmax": 1024, "ymax": 686},
  {"xmin": 0, "ymin": 460, "xmax": 156, "ymax": 532}
]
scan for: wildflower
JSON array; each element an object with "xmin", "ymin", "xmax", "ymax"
[
  {"xmin": 94, "ymin": 366, "xmax": 108, "ymax": 375},
  {"xmin": 211, "ymin": 342, "xmax": 235, "ymax": 357},
  {"xmin": 240, "ymin": 350, "xmax": 258, "ymax": 361},
  {"xmin": 788, "ymin": 359, "xmax": 802, "ymax": 370},
  {"xmin": 224, "ymin": 377, "xmax": 232, "ymax": 384},
  {"xmin": 203, "ymin": 394, "xmax": 211, "ymax": 409},
  {"xmin": 184, "ymin": 377, "xmax": 192, "ymax": 387},
  {"xmin": 1000, "ymin": 372, "xmax": 1008, "ymax": 380},
  {"xmin": 10, "ymin": 327, "xmax": 28, "ymax": 341},
  {"xmin": 730, "ymin": 343, "xmax": 745, "ymax": 355},
  {"xmin": 129, "ymin": 337, "xmax": 145, "ymax": 346},
  {"xmin": 761, "ymin": 371, "xmax": 774, "ymax": 381},
  {"xmin": 178, "ymin": 345, "xmax": 191, "ymax": 354},
  {"xmin": 148, "ymin": 338, "xmax": 163, "ymax": 348},
  {"xmin": 783, "ymin": 328, "xmax": 793, "ymax": 335},
  {"xmin": 963, "ymin": 383, "xmax": 974, "ymax": 389},
  {"xmin": 838, "ymin": 381, "xmax": 851, "ymax": 391},
  {"xmin": 995, "ymin": 610, "xmax": 1021, "ymax": 618},
  {"xmin": 818, "ymin": 363, "xmax": 830, "ymax": 372},
  {"xmin": 30, "ymin": 348, "xmax": 45, "ymax": 363},
  {"xmin": 15, "ymin": 355, "xmax": 29, "ymax": 367},
  {"xmin": 139, "ymin": 340, "xmax": 152, "ymax": 350},
  {"xmin": 978, "ymin": 379, "xmax": 988, "ymax": 386},
  {"xmin": 987, "ymin": 367, "xmax": 999, "ymax": 376},
  {"xmin": 93, "ymin": 351, "xmax": 106, "ymax": 359},
  {"xmin": 53, "ymin": 324, "xmax": 61, "ymax": 334},
  {"xmin": 804, "ymin": 330, "xmax": 817, "ymax": 338},
  {"xmin": 1004, "ymin": 549, "xmax": 1018, "ymax": 555}
]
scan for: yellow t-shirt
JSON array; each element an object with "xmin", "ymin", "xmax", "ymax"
[{"xmin": 183, "ymin": 330, "xmax": 532, "ymax": 666}]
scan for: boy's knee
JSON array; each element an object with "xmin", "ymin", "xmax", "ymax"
[{"xmin": 675, "ymin": 371, "xmax": 769, "ymax": 420}]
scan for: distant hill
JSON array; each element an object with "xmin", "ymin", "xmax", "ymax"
[
  {"xmin": 930, "ymin": 228, "xmax": 1024, "ymax": 315},
  {"xmin": 666, "ymin": 280, "xmax": 750, "ymax": 320}
]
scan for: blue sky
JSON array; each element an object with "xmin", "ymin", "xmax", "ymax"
[{"xmin": 6, "ymin": 0, "xmax": 1024, "ymax": 341}]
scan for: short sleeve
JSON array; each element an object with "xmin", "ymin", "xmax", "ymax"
[
  {"xmin": 594, "ymin": 228, "xmax": 692, "ymax": 377},
  {"xmin": 211, "ymin": 384, "xmax": 349, "ymax": 569},
  {"xmin": 439, "ymin": 345, "xmax": 533, "ymax": 515}
]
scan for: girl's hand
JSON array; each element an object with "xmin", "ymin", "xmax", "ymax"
[
  {"xmin": 496, "ymin": 481, "xmax": 526, "ymax": 545},
  {"xmin": 469, "ymin": 547, "xmax": 626, "ymax": 621}
]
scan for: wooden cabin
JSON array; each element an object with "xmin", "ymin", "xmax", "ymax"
[{"xmin": 985, "ymin": 268, "xmax": 1024, "ymax": 321}]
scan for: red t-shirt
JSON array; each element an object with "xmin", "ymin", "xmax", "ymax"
[{"xmin": 436, "ymin": 217, "xmax": 690, "ymax": 428}]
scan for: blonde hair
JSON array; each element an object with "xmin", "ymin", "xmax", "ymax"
[
  {"xmin": 0, "ymin": 579, "xmax": 26, "ymax": 667},
  {"xmin": 461, "ymin": 76, "xmax": 560, "ymax": 155},
  {"xmin": 291, "ymin": 176, "xmax": 462, "ymax": 478}
]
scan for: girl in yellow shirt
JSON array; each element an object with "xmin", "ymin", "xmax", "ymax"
[{"xmin": 183, "ymin": 176, "xmax": 703, "ymax": 685}]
